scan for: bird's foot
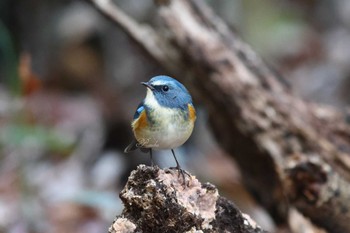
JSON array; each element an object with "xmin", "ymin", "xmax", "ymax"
[{"xmin": 169, "ymin": 166, "xmax": 192, "ymax": 187}]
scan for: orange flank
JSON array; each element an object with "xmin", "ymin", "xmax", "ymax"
[
  {"xmin": 188, "ymin": 104, "xmax": 196, "ymax": 122},
  {"xmin": 132, "ymin": 110, "xmax": 148, "ymax": 132}
]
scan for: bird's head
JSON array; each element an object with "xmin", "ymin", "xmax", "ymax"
[{"xmin": 141, "ymin": 75, "xmax": 192, "ymax": 109}]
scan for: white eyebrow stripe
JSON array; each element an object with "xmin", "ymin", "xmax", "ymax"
[{"xmin": 151, "ymin": 80, "xmax": 167, "ymax": 86}]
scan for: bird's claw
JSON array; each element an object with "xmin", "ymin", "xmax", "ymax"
[{"xmin": 169, "ymin": 166, "xmax": 192, "ymax": 187}]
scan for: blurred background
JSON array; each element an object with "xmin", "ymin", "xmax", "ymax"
[{"xmin": 0, "ymin": 0, "xmax": 350, "ymax": 232}]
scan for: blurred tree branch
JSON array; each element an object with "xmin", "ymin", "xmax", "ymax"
[
  {"xmin": 87, "ymin": 0, "xmax": 350, "ymax": 232},
  {"xmin": 85, "ymin": 0, "xmax": 182, "ymax": 73}
]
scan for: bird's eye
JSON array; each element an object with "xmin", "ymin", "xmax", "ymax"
[{"xmin": 162, "ymin": 85, "xmax": 169, "ymax": 92}]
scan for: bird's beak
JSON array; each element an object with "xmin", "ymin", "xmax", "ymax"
[{"xmin": 141, "ymin": 82, "xmax": 154, "ymax": 90}]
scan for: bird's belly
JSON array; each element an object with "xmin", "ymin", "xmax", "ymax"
[
  {"xmin": 135, "ymin": 116, "xmax": 193, "ymax": 150},
  {"xmin": 152, "ymin": 123, "xmax": 192, "ymax": 149}
]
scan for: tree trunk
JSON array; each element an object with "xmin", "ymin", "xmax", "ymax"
[{"xmin": 87, "ymin": 0, "xmax": 350, "ymax": 232}]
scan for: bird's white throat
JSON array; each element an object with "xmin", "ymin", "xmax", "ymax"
[{"xmin": 144, "ymin": 88, "xmax": 161, "ymax": 108}]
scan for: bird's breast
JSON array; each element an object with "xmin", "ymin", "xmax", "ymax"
[{"xmin": 133, "ymin": 106, "xmax": 194, "ymax": 149}]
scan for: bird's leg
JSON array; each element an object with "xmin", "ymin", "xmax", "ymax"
[
  {"xmin": 170, "ymin": 149, "xmax": 191, "ymax": 186},
  {"xmin": 171, "ymin": 149, "xmax": 181, "ymax": 170},
  {"xmin": 149, "ymin": 148, "xmax": 155, "ymax": 167}
]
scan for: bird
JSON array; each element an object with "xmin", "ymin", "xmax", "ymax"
[{"xmin": 124, "ymin": 75, "xmax": 196, "ymax": 183}]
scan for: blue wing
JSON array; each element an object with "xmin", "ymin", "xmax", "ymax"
[{"xmin": 133, "ymin": 101, "xmax": 145, "ymax": 120}]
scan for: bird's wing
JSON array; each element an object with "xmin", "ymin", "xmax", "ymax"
[
  {"xmin": 133, "ymin": 101, "xmax": 145, "ymax": 120},
  {"xmin": 124, "ymin": 102, "xmax": 149, "ymax": 153}
]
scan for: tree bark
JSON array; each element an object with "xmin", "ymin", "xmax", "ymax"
[
  {"xmin": 87, "ymin": 0, "xmax": 350, "ymax": 232},
  {"xmin": 109, "ymin": 165, "xmax": 266, "ymax": 233}
]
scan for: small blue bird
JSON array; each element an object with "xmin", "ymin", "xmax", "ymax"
[{"xmin": 124, "ymin": 75, "xmax": 196, "ymax": 180}]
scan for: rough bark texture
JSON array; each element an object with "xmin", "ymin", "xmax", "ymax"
[
  {"xmin": 109, "ymin": 165, "xmax": 266, "ymax": 233},
  {"xmin": 285, "ymin": 156, "xmax": 350, "ymax": 232},
  {"xmin": 87, "ymin": 0, "xmax": 350, "ymax": 232}
]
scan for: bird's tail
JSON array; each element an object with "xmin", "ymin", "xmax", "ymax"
[
  {"xmin": 124, "ymin": 138, "xmax": 150, "ymax": 153},
  {"xmin": 124, "ymin": 138, "xmax": 138, "ymax": 153}
]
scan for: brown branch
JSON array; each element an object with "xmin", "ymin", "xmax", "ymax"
[
  {"xmin": 109, "ymin": 165, "xmax": 266, "ymax": 233},
  {"xmin": 87, "ymin": 0, "xmax": 350, "ymax": 231},
  {"xmin": 286, "ymin": 156, "xmax": 350, "ymax": 233},
  {"xmin": 85, "ymin": 0, "xmax": 184, "ymax": 74}
]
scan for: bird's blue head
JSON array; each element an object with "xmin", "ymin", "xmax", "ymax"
[{"xmin": 141, "ymin": 75, "xmax": 192, "ymax": 109}]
